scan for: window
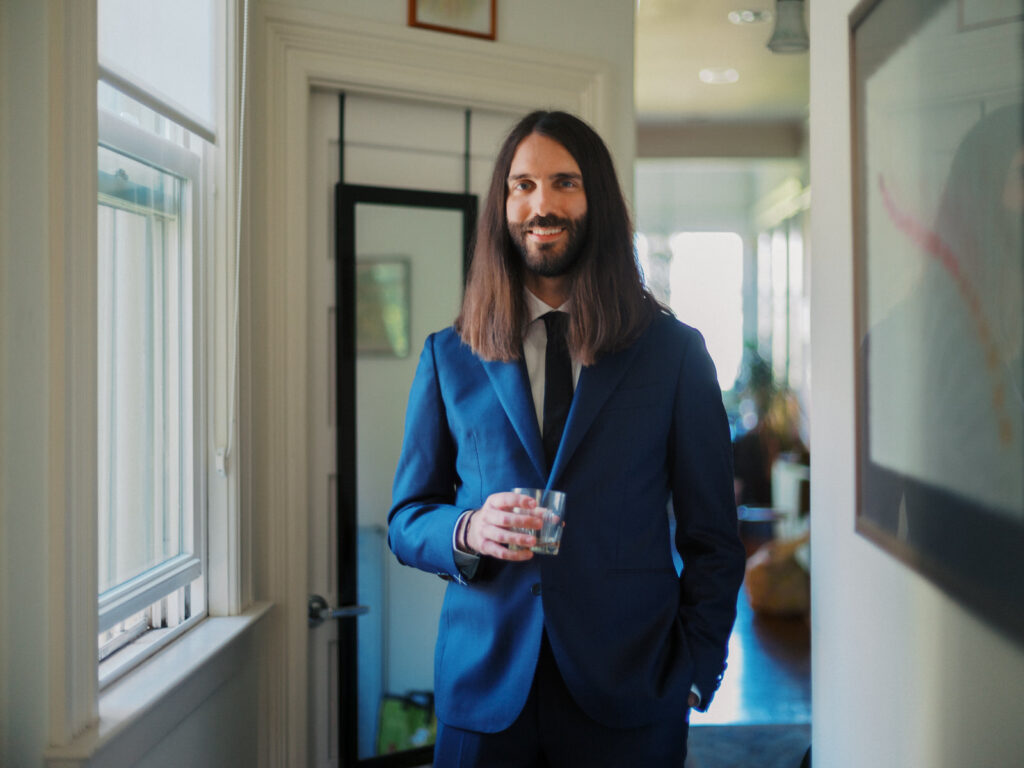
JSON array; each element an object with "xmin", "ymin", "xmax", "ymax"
[
  {"xmin": 95, "ymin": 0, "xmax": 221, "ymax": 684},
  {"xmin": 95, "ymin": 91, "xmax": 208, "ymax": 683},
  {"xmin": 756, "ymin": 215, "xmax": 810, "ymax": 392},
  {"xmin": 668, "ymin": 232, "xmax": 745, "ymax": 391}
]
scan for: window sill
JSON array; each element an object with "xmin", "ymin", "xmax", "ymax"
[{"xmin": 46, "ymin": 602, "xmax": 271, "ymax": 768}]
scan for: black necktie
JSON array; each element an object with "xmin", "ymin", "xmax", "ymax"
[{"xmin": 542, "ymin": 311, "xmax": 573, "ymax": 472}]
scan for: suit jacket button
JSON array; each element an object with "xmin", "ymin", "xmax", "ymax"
[{"xmin": 530, "ymin": 583, "xmax": 542, "ymax": 596}]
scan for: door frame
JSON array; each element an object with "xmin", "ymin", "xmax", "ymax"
[
  {"xmin": 254, "ymin": 7, "xmax": 615, "ymax": 764},
  {"xmin": 336, "ymin": 183, "xmax": 477, "ymax": 767}
]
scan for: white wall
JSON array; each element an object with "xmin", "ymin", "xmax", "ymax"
[
  {"xmin": 634, "ymin": 159, "xmax": 802, "ymax": 235},
  {"xmin": 132, "ymin": 638, "xmax": 260, "ymax": 768},
  {"xmin": 267, "ymin": 0, "xmax": 636, "ymax": 197},
  {"xmin": 635, "ymin": 161, "xmax": 758, "ymax": 236},
  {"xmin": 809, "ymin": 2, "xmax": 1024, "ymax": 766}
]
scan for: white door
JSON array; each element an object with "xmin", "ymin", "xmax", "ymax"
[{"xmin": 306, "ymin": 91, "xmax": 517, "ymax": 767}]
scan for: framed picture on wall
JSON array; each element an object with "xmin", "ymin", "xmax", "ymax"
[
  {"xmin": 851, "ymin": 0, "xmax": 1024, "ymax": 644},
  {"xmin": 356, "ymin": 258, "xmax": 411, "ymax": 358},
  {"xmin": 408, "ymin": 0, "xmax": 497, "ymax": 40},
  {"xmin": 957, "ymin": 0, "xmax": 1024, "ymax": 31}
]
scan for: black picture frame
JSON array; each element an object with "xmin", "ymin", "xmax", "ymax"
[{"xmin": 851, "ymin": 0, "xmax": 1024, "ymax": 645}]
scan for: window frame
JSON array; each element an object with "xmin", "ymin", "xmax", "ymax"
[
  {"xmin": 94, "ymin": 95, "xmax": 209, "ymax": 683},
  {"xmin": 22, "ymin": 1, "xmax": 246, "ymax": 752}
]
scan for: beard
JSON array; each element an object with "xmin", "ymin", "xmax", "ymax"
[{"xmin": 508, "ymin": 213, "xmax": 588, "ymax": 278}]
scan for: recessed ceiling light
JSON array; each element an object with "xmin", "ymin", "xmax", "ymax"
[
  {"xmin": 699, "ymin": 67, "xmax": 740, "ymax": 84},
  {"xmin": 728, "ymin": 9, "xmax": 772, "ymax": 24}
]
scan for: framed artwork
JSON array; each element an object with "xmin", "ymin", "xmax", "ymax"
[
  {"xmin": 408, "ymin": 0, "xmax": 496, "ymax": 40},
  {"xmin": 356, "ymin": 259, "xmax": 410, "ymax": 358},
  {"xmin": 958, "ymin": 0, "xmax": 1024, "ymax": 31},
  {"xmin": 851, "ymin": 0, "xmax": 1024, "ymax": 643}
]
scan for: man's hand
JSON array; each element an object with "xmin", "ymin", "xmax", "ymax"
[
  {"xmin": 687, "ymin": 692, "xmax": 700, "ymax": 708},
  {"xmin": 463, "ymin": 491, "xmax": 543, "ymax": 560}
]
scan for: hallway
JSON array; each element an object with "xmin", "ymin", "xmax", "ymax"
[
  {"xmin": 693, "ymin": 589, "xmax": 811, "ymax": 727},
  {"xmin": 687, "ymin": 588, "xmax": 811, "ymax": 767}
]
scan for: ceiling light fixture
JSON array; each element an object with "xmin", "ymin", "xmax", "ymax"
[
  {"xmin": 699, "ymin": 67, "xmax": 740, "ymax": 84},
  {"xmin": 728, "ymin": 9, "xmax": 772, "ymax": 25},
  {"xmin": 767, "ymin": 0, "xmax": 809, "ymax": 53}
]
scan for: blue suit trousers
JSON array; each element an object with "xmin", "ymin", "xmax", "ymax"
[{"xmin": 433, "ymin": 633, "xmax": 689, "ymax": 768}]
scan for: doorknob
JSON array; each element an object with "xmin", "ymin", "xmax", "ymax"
[{"xmin": 308, "ymin": 594, "xmax": 370, "ymax": 628}]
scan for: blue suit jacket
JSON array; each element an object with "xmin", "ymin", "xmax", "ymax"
[{"xmin": 388, "ymin": 312, "xmax": 745, "ymax": 733}]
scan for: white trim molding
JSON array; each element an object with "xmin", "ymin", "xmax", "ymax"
[
  {"xmin": 251, "ymin": 5, "xmax": 613, "ymax": 764},
  {"xmin": 47, "ymin": 0, "xmax": 100, "ymax": 747},
  {"xmin": 207, "ymin": 0, "xmax": 247, "ymax": 620},
  {"xmin": 46, "ymin": 605, "xmax": 271, "ymax": 768}
]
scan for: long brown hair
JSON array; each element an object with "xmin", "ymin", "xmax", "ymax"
[{"xmin": 455, "ymin": 111, "xmax": 661, "ymax": 365}]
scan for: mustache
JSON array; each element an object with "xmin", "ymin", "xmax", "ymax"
[{"xmin": 523, "ymin": 214, "xmax": 574, "ymax": 229}]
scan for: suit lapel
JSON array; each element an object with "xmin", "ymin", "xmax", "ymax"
[
  {"xmin": 481, "ymin": 357, "xmax": 547, "ymax": 481},
  {"xmin": 549, "ymin": 338, "xmax": 644, "ymax": 485}
]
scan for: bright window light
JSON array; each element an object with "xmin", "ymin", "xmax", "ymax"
[
  {"xmin": 668, "ymin": 232, "xmax": 744, "ymax": 390},
  {"xmin": 98, "ymin": 0, "xmax": 216, "ymax": 131},
  {"xmin": 635, "ymin": 232, "xmax": 651, "ymax": 284},
  {"xmin": 771, "ymin": 228, "xmax": 789, "ymax": 384}
]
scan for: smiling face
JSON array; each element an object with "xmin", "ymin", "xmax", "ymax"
[{"xmin": 505, "ymin": 132, "xmax": 588, "ymax": 294}]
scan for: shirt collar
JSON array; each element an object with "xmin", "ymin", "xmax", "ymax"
[{"xmin": 524, "ymin": 287, "xmax": 571, "ymax": 324}]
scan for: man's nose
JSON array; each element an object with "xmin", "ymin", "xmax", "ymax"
[{"xmin": 530, "ymin": 185, "xmax": 555, "ymax": 217}]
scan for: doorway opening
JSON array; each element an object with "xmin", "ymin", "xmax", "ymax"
[
  {"xmin": 306, "ymin": 89, "xmax": 521, "ymax": 767},
  {"xmin": 635, "ymin": 159, "xmax": 812, "ymax": 735}
]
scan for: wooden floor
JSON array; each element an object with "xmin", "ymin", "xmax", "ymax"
[{"xmin": 690, "ymin": 588, "xmax": 811, "ymax": 726}]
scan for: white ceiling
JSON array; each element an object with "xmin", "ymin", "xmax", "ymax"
[{"xmin": 635, "ymin": 0, "xmax": 809, "ymax": 125}]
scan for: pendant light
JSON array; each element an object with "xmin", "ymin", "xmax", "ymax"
[{"xmin": 767, "ymin": 0, "xmax": 809, "ymax": 53}]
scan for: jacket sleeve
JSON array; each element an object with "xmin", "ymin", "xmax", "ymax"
[
  {"xmin": 388, "ymin": 333, "xmax": 467, "ymax": 581},
  {"xmin": 670, "ymin": 328, "xmax": 746, "ymax": 712}
]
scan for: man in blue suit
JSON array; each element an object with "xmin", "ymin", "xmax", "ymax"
[{"xmin": 389, "ymin": 111, "xmax": 745, "ymax": 767}]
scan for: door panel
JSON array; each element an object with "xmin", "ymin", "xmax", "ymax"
[{"xmin": 307, "ymin": 89, "xmax": 504, "ymax": 768}]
